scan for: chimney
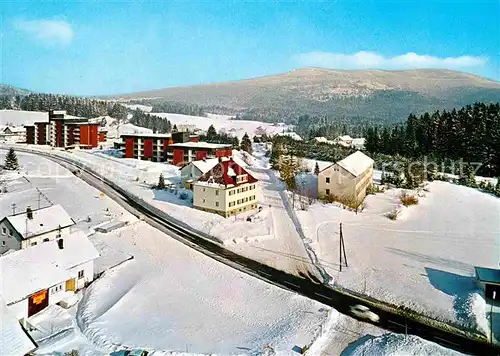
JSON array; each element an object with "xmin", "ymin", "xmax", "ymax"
[
  {"xmin": 57, "ymin": 238, "xmax": 64, "ymax": 250},
  {"xmin": 26, "ymin": 206, "xmax": 33, "ymax": 220}
]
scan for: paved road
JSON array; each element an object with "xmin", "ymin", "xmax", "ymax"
[{"xmin": 20, "ymin": 148, "xmax": 500, "ymax": 356}]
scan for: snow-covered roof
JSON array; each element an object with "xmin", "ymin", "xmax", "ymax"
[
  {"xmin": 277, "ymin": 132, "xmax": 302, "ymax": 141},
  {"xmin": 332, "ymin": 151, "xmax": 374, "ymax": 177},
  {"xmin": 3, "ymin": 126, "xmax": 26, "ymax": 134},
  {"xmin": 0, "ymin": 296, "xmax": 37, "ymax": 355},
  {"xmin": 352, "ymin": 138, "xmax": 366, "ymax": 145},
  {"xmin": 4, "ymin": 204, "xmax": 75, "ymax": 239},
  {"xmin": 169, "ymin": 141, "xmax": 232, "ymax": 149},
  {"xmin": 313, "ymin": 137, "xmax": 328, "ymax": 143},
  {"xmin": 189, "ymin": 158, "xmax": 220, "ymax": 174},
  {"xmin": 0, "ymin": 230, "xmax": 99, "ymax": 304},
  {"xmin": 338, "ymin": 135, "xmax": 353, "ymax": 141},
  {"xmin": 120, "ymin": 132, "xmax": 172, "ymax": 139}
]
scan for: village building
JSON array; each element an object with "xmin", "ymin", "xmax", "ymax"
[
  {"xmin": 179, "ymin": 156, "xmax": 247, "ymax": 188},
  {"xmin": 120, "ymin": 131, "xmax": 199, "ymax": 162},
  {"xmin": 174, "ymin": 123, "xmax": 198, "ymax": 133},
  {"xmin": 475, "ymin": 266, "xmax": 500, "ymax": 301},
  {"xmin": 318, "ymin": 151, "xmax": 374, "ymax": 203},
  {"xmin": 0, "ymin": 231, "xmax": 99, "ymax": 326},
  {"xmin": 0, "ymin": 204, "xmax": 75, "ymax": 254},
  {"xmin": 0, "ymin": 296, "xmax": 37, "ymax": 356},
  {"xmin": 180, "ymin": 157, "xmax": 221, "ymax": 187},
  {"xmin": 1, "ymin": 126, "xmax": 27, "ymax": 143},
  {"xmin": 334, "ymin": 135, "xmax": 354, "ymax": 147},
  {"xmin": 192, "ymin": 158, "xmax": 258, "ymax": 217},
  {"xmin": 25, "ymin": 110, "xmax": 102, "ymax": 148},
  {"xmin": 167, "ymin": 141, "xmax": 232, "ymax": 166}
]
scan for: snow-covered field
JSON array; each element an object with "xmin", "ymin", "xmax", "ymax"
[
  {"xmin": 290, "ymin": 157, "xmax": 500, "ymax": 335},
  {"xmin": 154, "ymin": 112, "xmax": 292, "ymax": 139}
]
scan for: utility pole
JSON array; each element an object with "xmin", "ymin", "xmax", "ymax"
[
  {"xmin": 339, "ymin": 223, "xmax": 343, "ymax": 272},
  {"xmin": 339, "ymin": 222, "xmax": 348, "ymax": 271}
]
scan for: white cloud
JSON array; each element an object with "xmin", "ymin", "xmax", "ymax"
[
  {"xmin": 293, "ymin": 51, "xmax": 487, "ymax": 70},
  {"xmin": 14, "ymin": 19, "xmax": 74, "ymax": 45}
]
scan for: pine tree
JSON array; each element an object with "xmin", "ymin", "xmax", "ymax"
[
  {"xmin": 207, "ymin": 125, "xmax": 217, "ymax": 142},
  {"xmin": 232, "ymin": 136, "xmax": 240, "ymax": 149},
  {"xmin": 157, "ymin": 173, "xmax": 165, "ymax": 189},
  {"xmin": 459, "ymin": 164, "xmax": 477, "ymax": 187},
  {"xmin": 495, "ymin": 178, "xmax": 500, "ymax": 196},
  {"xmin": 314, "ymin": 162, "xmax": 320, "ymax": 175},
  {"xmin": 4, "ymin": 148, "xmax": 19, "ymax": 171},
  {"xmin": 241, "ymin": 133, "xmax": 253, "ymax": 154}
]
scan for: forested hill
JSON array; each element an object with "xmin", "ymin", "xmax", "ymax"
[{"xmin": 107, "ymin": 68, "xmax": 500, "ymax": 124}]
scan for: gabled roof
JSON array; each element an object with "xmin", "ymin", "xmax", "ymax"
[
  {"xmin": 321, "ymin": 151, "xmax": 374, "ymax": 177},
  {"xmin": 0, "ymin": 296, "xmax": 37, "ymax": 355},
  {"xmin": 195, "ymin": 159, "xmax": 258, "ymax": 187},
  {"xmin": 4, "ymin": 204, "xmax": 75, "ymax": 239},
  {"xmin": 169, "ymin": 141, "xmax": 231, "ymax": 149},
  {"xmin": 189, "ymin": 158, "xmax": 220, "ymax": 174},
  {"xmin": 0, "ymin": 230, "xmax": 99, "ymax": 304},
  {"xmin": 3, "ymin": 126, "xmax": 26, "ymax": 134},
  {"xmin": 338, "ymin": 135, "xmax": 353, "ymax": 141}
]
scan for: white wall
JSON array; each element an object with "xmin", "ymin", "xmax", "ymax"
[
  {"xmin": 20, "ymin": 226, "xmax": 71, "ymax": 249},
  {"xmin": 180, "ymin": 164, "xmax": 202, "ymax": 182},
  {"xmin": 68, "ymin": 260, "xmax": 95, "ymax": 290}
]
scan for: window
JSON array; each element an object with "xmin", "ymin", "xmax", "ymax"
[
  {"xmin": 326, "ymin": 189, "xmax": 330, "ymax": 195},
  {"xmin": 203, "ymin": 199, "xmax": 206, "ymax": 203},
  {"xmin": 78, "ymin": 270, "xmax": 84, "ymax": 279},
  {"xmin": 326, "ymin": 177, "xmax": 330, "ymax": 184},
  {"xmin": 43, "ymin": 238, "xmax": 50, "ymax": 242},
  {"xmin": 51, "ymin": 284, "xmax": 63, "ymax": 294},
  {"xmin": 203, "ymin": 188, "xmax": 206, "ymax": 192},
  {"xmin": 1, "ymin": 227, "xmax": 5, "ymax": 235},
  {"xmin": 215, "ymin": 202, "xmax": 219, "ymax": 207},
  {"xmin": 30, "ymin": 241, "xmax": 37, "ymax": 246},
  {"xmin": 8, "ymin": 229, "xmax": 13, "ymax": 237},
  {"xmin": 215, "ymin": 190, "xmax": 219, "ymax": 196},
  {"xmin": 1, "ymin": 241, "xmax": 5, "ymax": 246}
]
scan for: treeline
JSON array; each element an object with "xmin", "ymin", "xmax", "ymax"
[
  {"xmin": 124, "ymin": 99, "xmax": 206, "ymax": 117},
  {"xmin": 365, "ymin": 102, "xmax": 500, "ymax": 176},
  {"xmin": 198, "ymin": 124, "xmax": 239, "ymax": 148},
  {"xmin": 294, "ymin": 114, "xmax": 385, "ymax": 140},
  {"xmin": 129, "ymin": 109, "xmax": 172, "ymax": 133},
  {"xmin": 270, "ymin": 135, "xmax": 355, "ymax": 165},
  {"xmin": 0, "ymin": 93, "xmax": 128, "ymax": 120}
]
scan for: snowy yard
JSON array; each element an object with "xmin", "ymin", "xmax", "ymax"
[{"xmin": 292, "ymin": 180, "xmax": 499, "ymax": 335}]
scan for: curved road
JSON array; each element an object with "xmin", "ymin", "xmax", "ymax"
[{"xmin": 14, "ymin": 147, "xmax": 500, "ymax": 356}]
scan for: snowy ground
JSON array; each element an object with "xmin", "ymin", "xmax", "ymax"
[
  {"xmin": 154, "ymin": 113, "xmax": 292, "ymax": 139},
  {"xmin": 28, "ymin": 221, "xmax": 339, "ymax": 356},
  {"xmin": 342, "ymin": 332, "xmax": 467, "ymax": 356},
  {"xmin": 292, "ymin": 169, "xmax": 499, "ymax": 336}
]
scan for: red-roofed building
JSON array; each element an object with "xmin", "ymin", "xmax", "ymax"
[{"xmin": 192, "ymin": 158, "xmax": 259, "ymax": 217}]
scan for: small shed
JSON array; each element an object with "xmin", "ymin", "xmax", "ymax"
[
  {"xmin": 475, "ymin": 266, "xmax": 500, "ymax": 300},
  {"xmin": 95, "ymin": 220, "xmax": 128, "ymax": 233}
]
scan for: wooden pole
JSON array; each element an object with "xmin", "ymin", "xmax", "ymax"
[
  {"xmin": 342, "ymin": 224, "xmax": 348, "ymax": 267},
  {"xmin": 339, "ymin": 223, "xmax": 343, "ymax": 272}
]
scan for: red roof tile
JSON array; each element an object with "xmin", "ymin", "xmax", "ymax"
[{"xmin": 197, "ymin": 158, "xmax": 258, "ymax": 187}]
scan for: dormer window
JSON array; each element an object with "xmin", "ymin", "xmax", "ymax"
[{"xmin": 236, "ymin": 174, "xmax": 248, "ymax": 184}]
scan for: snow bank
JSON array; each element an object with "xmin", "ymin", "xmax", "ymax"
[{"xmin": 343, "ymin": 333, "xmax": 466, "ymax": 356}]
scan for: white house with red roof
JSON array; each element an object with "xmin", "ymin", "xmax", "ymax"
[{"xmin": 192, "ymin": 158, "xmax": 259, "ymax": 217}]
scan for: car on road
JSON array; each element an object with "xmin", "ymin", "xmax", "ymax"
[
  {"xmin": 349, "ymin": 304, "xmax": 380, "ymax": 323},
  {"xmin": 110, "ymin": 349, "xmax": 149, "ymax": 356}
]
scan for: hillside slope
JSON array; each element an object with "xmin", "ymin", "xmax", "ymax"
[{"xmin": 110, "ymin": 68, "xmax": 500, "ymax": 122}]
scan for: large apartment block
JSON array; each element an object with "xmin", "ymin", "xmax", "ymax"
[
  {"xmin": 26, "ymin": 110, "xmax": 101, "ymax": 148},
  {"xmin": 121, "ymin": 131, "xmax": 231, "ymax": 165},
  {"xmin": 192, "ymin": 158, "xmax": 258, "ymax": 217}
]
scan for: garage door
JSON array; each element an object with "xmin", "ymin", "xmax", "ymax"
[
  {"xmin": 485, "ymin": 283, "xmax": 500, "ymax": 300},
  {"xmin": 28, "ymin": 289, "xmax": 49, "ymax": 317}
]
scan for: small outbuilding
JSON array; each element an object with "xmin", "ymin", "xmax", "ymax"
[{"xmin": 475, "ymin": 266, "xmax": 500, "ymax": 301}]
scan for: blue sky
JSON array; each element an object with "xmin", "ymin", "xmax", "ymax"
[{"xmin": 2, "ymin": 1, "xmax": 499, "ymax": 95}]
